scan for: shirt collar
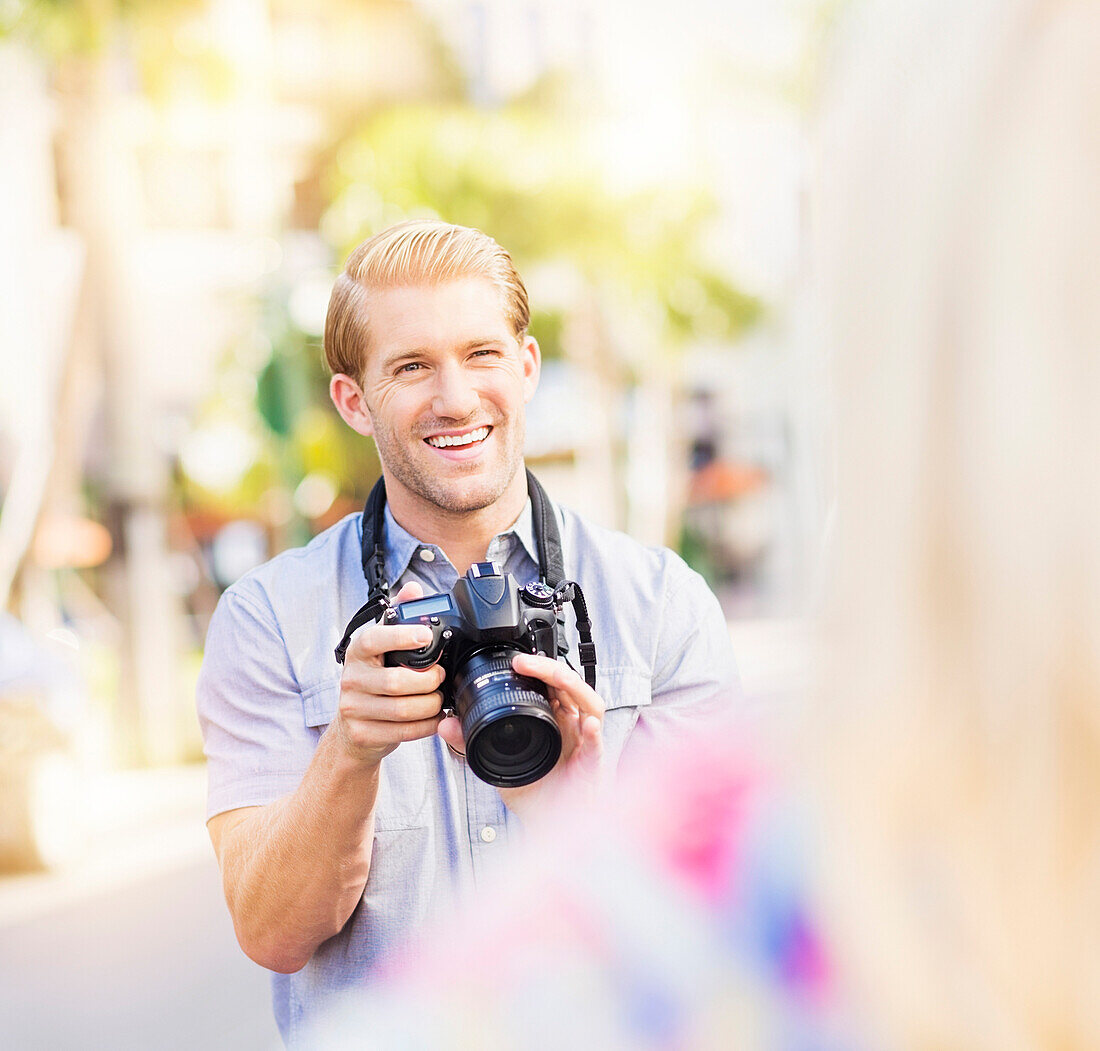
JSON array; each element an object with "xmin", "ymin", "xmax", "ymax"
[
  {"xmin": 504, "ymin": 498, "xmax": 539, "ymax": 566},
  {"xmin": 380, "ymin": 498, "xmax": 539, "ymax": 587},
  {"xmin": 380, "ymin": 507, "xmax": 423, "ymax": 588}
]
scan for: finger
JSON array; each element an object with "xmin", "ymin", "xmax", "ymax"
[
  {"xmin": 436, "ymin": 715, "xmax": 466, "ymax": 753},
  {"xmin": 512, "ymin": 653, "xmax": 604, "ymax": 721},
  {"xmin": 548, "ymin": 691, "xmax": 575, "ymax": 718},
  {"xmin": 345, "ymin": 622, "xmax": 434, "ymax": 663},
  {"xmin": 390, "ymin": 714, "xmax": 446, "ymax": 744},
  {"xmin": 543, "ymin": 698, "xmax": 581, "ymax": 758},
  {"xmin": 342, "ymin": 691, "xmax": 444, "ymax": 723},
  {"xmin": 393, "ymin": 579, "xmax": 425, "ymax": 604},
  {"xmin": 343, "ymin": 661, "xmax": 446, "ymax": 698},
  {"xmin": 335, "ymin": 711, "xmax": 444, "ymax": 759},
  {"xmin": 580, "ymin": 714, "xmax": 603, "ymax": 765}
]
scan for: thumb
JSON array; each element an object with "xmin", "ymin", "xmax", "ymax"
[
  {"xmin": 393, "ymin": 579, "xmax": 425, "ymax": 604},
  {"xmin": 437, "ymin": 715, "xmax": 466, "ymax": 754}
]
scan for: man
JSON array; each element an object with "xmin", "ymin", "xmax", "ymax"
[{"xmin": 197, "ymin": 220, "xmax": 738, "ymax": 1045}]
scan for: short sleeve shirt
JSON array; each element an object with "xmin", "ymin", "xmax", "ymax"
[{"xmin": 197, "ymin": 496, "xmax": 739, "ymax": 1045}]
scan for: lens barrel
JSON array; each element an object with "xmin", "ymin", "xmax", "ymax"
[{"xmin": 451, "ymin": 647, "xmax": 561, "ymax": 787}]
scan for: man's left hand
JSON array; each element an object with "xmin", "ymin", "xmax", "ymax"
[{"xmin": 436, "ymin": 653, "xmax": 604, "ymax": 818}]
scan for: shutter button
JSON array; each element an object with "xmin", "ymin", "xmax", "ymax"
[
  {"xmin": 418, "ymin": 548, "xmax": 435, "ymax": 562},
  {"xmin": 479, "ymin": 826, "xmax": 497, "ymax": 844}
]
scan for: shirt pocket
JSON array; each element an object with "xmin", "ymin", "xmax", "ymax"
[
  {"xmin": 299, "ymin": 678, "xmax": 431, "ymax": 831},
  {"xmin": 597, "ymin": 667, "xmax": 652, "ymax": 768},
  {"xmin": 301, "ymin": 679, "xmax": 341, "ymax": 732}
]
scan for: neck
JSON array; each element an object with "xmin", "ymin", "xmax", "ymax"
[{"xmin": 384, "ymin": 468, "xmax": 529, "ymax": 575}]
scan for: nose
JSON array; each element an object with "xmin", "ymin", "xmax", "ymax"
[{"xmin": 431, "ymin": 362, "xmax": 480, "ymax": 421}]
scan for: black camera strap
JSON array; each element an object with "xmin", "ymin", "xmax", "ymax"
[
  {"xmin": 523, "ymin": 471, "xmax": 598, "ymax": 689},
  {"xmin": 526, "ymin": 468, "xmax": 564, "ymax": 588},
  {"xmin": 335, "ymin": 470, "xmax": 597, "ymax": 691},
  {"xmin": 333, "ymin": 477, "xmax": 391, "ymax": 665}
]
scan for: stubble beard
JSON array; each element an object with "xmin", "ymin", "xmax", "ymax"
[{"xmin": 370, "ymin": 414, "xmax": 526, "ymax": 515}]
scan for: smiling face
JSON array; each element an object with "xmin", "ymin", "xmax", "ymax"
[{"xmin": 331, "ymin": 278, "xmax": 540, "ymax": 522}]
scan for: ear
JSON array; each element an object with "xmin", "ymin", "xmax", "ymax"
[
  {"xmin": 329, "ymin": 373, "xmax": 374, "ymax": 437},
  {"xmin": 520, "ymin": 335, "xmax": 541, "ymax": 404}
]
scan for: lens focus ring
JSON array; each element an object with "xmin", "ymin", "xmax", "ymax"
[{"xmin": 452, "ymin": 647, "xmax": 561, "ymax": 787}]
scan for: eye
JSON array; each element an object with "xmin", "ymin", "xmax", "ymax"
[
  {"xmin": 470, "ymin": 348, "xmax": 501, "ymax": 360},
  {"xmin": 396, "ymin": 362, "xmax": 424, "ymax": 375}
]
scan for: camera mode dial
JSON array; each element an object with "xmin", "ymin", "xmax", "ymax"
[{"xmin": 522, "ymin": 581, "xmax": 555, "ymax": 608}]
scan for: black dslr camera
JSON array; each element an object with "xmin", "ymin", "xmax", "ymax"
[{"xmin": 384, "ymin": 561, "xmax": 570, "ymax": 788}]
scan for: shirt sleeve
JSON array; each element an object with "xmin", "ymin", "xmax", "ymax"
[
  {"xmin": 631, "ymin": 562, "xmax": 740, "ymax": 752},
  {"xmin": 196, "ymin": 583, "xmax": 319, "ymax": 820}
]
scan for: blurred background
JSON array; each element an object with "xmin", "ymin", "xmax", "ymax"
[{"xmin": 0, "ymin": 1, "xmax": 825, "ymax": 1046}]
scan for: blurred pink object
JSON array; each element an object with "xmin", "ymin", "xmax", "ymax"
[{"xmin": 304, "ymin": 715, "xmax": 846, "ymax": 1049}]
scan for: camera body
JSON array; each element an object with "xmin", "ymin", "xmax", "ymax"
[{"xmin": 384, "ymin": 561, "xmax": 564, "ymax": 787}]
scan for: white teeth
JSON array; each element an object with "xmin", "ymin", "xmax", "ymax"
[{"xmin": 426, "ymin": 426, "xmax": 489, "ymax": 449}]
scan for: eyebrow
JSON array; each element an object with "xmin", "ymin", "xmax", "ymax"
[{"xmin": 380, "ymin": 338, "xmax": 508, "ymax": 369}]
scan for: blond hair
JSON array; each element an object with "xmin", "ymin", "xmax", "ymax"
[
  {"xmin": 323, "ymin": 220, "xmax": 530, "ymax": 379},
  {"xmin": 808, "ymin": 0, "xmax": 1100, "ymax": 1046}
]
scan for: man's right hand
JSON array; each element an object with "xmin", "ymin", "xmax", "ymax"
[{"xmin": 333, "ymin": 581, "xmax": 447, "ymax": 767}]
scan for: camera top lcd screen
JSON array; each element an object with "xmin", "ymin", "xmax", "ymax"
[{"xmin": 399, "ymin": 594, "xmax": 454, "ymax": 618}]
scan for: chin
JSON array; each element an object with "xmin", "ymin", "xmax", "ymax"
[
  {"xmin": 430, "ymin": 480, "xmax": 509, "ymax": 514},
  {"xmin": 427, "ymin": 463, "xmax": 521, "ymax": 514}
]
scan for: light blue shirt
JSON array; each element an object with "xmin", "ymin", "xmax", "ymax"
[{"xmin": 197, "ymin": 493, "xmax": 738, "ymax": 1045}]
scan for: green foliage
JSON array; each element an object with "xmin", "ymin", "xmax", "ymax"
[
  {"xmin": 3, "ymin": 0, "xmax": 203, "ymax": 59},
  {"xmin": 677, "ymin": 521, "xmax": 721, "ymax": 587},
  {"xmin": 181, "ymin": 289, "xmax": 383, "ymax": 526},
  {"xmin": 261, "ymin": 299, "xmax": 382, "ymax": 505},
  {"xmin": 528, "ymin": 309, "xmax": 565, "ymax": 360},
  {"xmin": 321, "ymin": 101, "xmax": 762, "ymax": 349}
]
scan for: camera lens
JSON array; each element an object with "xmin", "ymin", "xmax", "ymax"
[
  {"xmin": 451, "ymin": 647, "xmax": 561, "ymax": 787},
  {"xmin": 487, "ymin": 717, "xmax": 532, "ymax": 756}
]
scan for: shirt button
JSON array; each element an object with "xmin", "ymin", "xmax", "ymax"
[
  {"xmin": 418, "ymin": 548, "xmax": 435, "ymax": 562},
  {"xmin": 479, "ymin": 826, "xmax": 497, "ymax": 844}
]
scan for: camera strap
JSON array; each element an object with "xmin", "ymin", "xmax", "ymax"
[
  {"xmin": 526, "ymin": 468, "xmax": 564, "ymax": 587},
  {"xmin": 335, "ymin": 470, "xmax": 597, "ymax": 692},
  {"xmin": 333, "ymin": 476, "xmax": 391, "ymax": 664}
]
